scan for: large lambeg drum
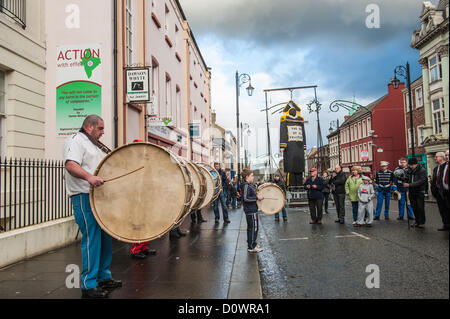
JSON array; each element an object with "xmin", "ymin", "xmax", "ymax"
[{"xmin": 257, "ymin": 183, "xmax": 286, "ymax": 215}]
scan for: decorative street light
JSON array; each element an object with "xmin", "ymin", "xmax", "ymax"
[
  {"xmin": 235, "ymin": 71, "xmax": 254, "ymax": 185},
  {"xmin": 329, "ymin": 119, "xmax": 341, "ymax": 166},
  {"xmin": 393, "ymin": 62, "xmax": 415, "ymax": 157}
]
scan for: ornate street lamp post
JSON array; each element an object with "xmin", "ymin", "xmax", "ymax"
[
  {"xmin": 235, "ymin": 71, "xmax": 254, "ymax": 185},
  {"xmin": 392, "ymin": 62, "xmax": 414, "ymax": 157}
]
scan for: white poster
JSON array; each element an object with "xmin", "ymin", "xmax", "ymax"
[{"xmin": 288, "ymin": 125, "xmax": 303, "ymax": 142}]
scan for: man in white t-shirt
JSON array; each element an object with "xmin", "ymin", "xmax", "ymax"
[{"xmin": 64, "ymin": 115, "xmax": 121, "ymax": 299}]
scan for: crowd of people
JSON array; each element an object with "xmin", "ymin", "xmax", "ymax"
[{"xmin": 302, "ymin": 152, "xmax": 449, "ymax": 231}]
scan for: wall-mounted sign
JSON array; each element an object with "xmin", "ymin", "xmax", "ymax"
[
  {"xmin": 126, "ymin": 67, "xmax": 150, "ymax": 103},
  {"xmin": 56, "ymin": 44, "xmax": 102, "ymax": 137},
  {"xmin": 361, "ymin": 150, "xmax": 369, "ymax": 160},
  {"xmin": 189, "ymin": 122, "xmax": 200, "ymax": 138}
]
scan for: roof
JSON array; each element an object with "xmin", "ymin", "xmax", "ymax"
[{"xmin": 341, "ymin": 94, "xmax": 388, "ymax": 127}]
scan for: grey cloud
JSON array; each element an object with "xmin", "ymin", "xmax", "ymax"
[{"xmin": 180, "ymin": 0, "xmax": 427, "ymax": 49}]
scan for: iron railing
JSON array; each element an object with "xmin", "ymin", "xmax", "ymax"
[
  {"xmin": 0, "ymin": 0, "xmax": 26, "ymax": 29},
  {"xmin": 0, "ymin": 158, "xmax": 72, "ymax": 233}
]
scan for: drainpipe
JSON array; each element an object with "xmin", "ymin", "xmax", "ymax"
[{"xmin": 113, "ymin": 0, "xmax": 118, "ymax": 148}]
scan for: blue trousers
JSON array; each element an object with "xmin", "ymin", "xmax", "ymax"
[
  {"xmin": 72, "ymin": 193, "xmax": 112, "ymax": 290},
  {"xmin": 213, "ymin": 191, "xmax": 229, "ymax": 220},
  {"xmin": 375, "ymin": 191, "xmax": 391, "ymax": 217},
  {"xmin": 275, "ymin": 206, "xmax": 287, "ymax": 219},
  {"xmin": 351, "ymin": 202, "xmax": 359, "ymax": 222},
  {"xmin": 398, "ymin": 191, "xmax": 414, "ymax": 218}
]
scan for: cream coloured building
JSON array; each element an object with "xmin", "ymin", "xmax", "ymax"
[
  {"xmin": 1, "ymin": 0, "xmax": 46, "ymax": 158},
  {"xmin": 411, "ymin": 0, "xmax": 449, "ymax": 172}
]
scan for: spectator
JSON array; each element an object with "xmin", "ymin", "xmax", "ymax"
[
  {"xmin": 393, "ymin": 158, "xmax": 414, "ymax": 221},
  {"xmin": 304, "ymin": 168, "xmax": 325, "ymax": 225},
  {"xmin": 345, "ymin": 166, "xmax": 363, "ymax": 225},
  {"xmin": 374, "ymin": 161, "xmax": 395, "ymax": 220},
  {"xmin": 272, "ymin": 174, "xmax": 288, "ymax": 222},
  {"xmin": 355, "ymin": 175, "xmax": 375, "ymax": 227},
  {"xmin": 403, "ymin": 158, "xmax": 428, "ymax": 228},
  {"xmin": 322, "ymin": 171, "xmax": 331, "ymax": 214},
  {"xmin": 431, "ymin": 152, "xmax": 449, "ymax": 231},
  {"xmin": 330, "ymin": 164, "xmax": 347, "ymax": 224}
]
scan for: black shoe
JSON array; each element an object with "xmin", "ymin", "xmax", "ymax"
[
  {"xmin": 275, "ymin": 218, "xmax": 280, "ymax": 222},
  {"xmin": 98, "ymin": 278, "xmax": 122, "ymax": 290},
  {"xmin": 384, "ymin": 217, "xmax": 390, "ymax": 220},
  {"xmin": 374, "ymin": 216, "xmax": 380, "ymax": 220},
  {"xmin": 177, "ymin": 228, "xmax": 187, "ymax": 236},
  {"xmin": 397, "ymin": 217, "xmax": 404, "ymax": 220},
  {"xmin": 283, "ymin": 218, "xmax": 288, "ymax": 222},
  {"xmin": 197, "ymin": 214, "xmax": 207, "ymax": 223},
  {"xmin": 142, "ymin": 248, "xmax": 157, "ymax": 256},
  {"xmin": 215, "ymin": 219, "xmax": 220, "ymax": 224},
  {"xmin": 131, "ymin": 251, "xmax": 148, "ymax": 259},
  {"xmin": 224, "ymin": 220, "xmax": 231, "ymax": 224},
  {"xmin": 81, "ymin": 287, "xmax": 109, "ymax": 299},
  {"xmin": 334, "ymin": 220, "xmax": 341, "ymax": 223},
  {"xmin": 407, "ymin": 216, "xmax": 415, "ymax": 220},
  {"xmin": 437, "ymin": 225, "xmax": 449, "ymax": 231},
  {"xmin": 339, "ymin": 221, "xmax": 345, "ymax": 224}
]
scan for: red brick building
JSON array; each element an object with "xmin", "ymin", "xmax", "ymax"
[
  {"xmin": 339, "ymin": 79, "xmax": 407, "ymax": 175},
  {"xmin": 402, "ymin": 76, "xmax": 429, "ymax": 174}
]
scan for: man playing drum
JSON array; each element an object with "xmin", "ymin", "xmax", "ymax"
[
  {"xmin": 64, "ymin": 115, "xmax": 122, "ymax": 299},
  {"xmin": 213, "ymin": 162, "xmax": 231, "ymax": 224}
]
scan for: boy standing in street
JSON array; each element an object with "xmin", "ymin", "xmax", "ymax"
[
  {"xmin": 356, "ymin": 175, "xmax": 376, "ymax": 227},
  {"xmin": 241, "ymin": 169, "xmax": 264, "ymax": 253}
]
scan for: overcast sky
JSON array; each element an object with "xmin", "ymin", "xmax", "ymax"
[{"xmin": 179, "ymin": 0, "xmax": 432, "ymax": 166}]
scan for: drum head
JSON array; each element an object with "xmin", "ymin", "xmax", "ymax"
[
  {"xmin": 257, "ymin": 183, "xmax": 286, "ymax": 215},
  {"xmin": 90, "ymin": 143, "xmax": 189, "ymax": 243}
]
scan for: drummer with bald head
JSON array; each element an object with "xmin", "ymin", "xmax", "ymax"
[{"xmin": 64, "ymin": 115, "xmax": 122, "ymax": 299}]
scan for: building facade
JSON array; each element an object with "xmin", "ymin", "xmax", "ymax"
[
  {"xmin": 410, "ymin": 0, "xmax": 449, "ymax": 174},
  {"xmin": 327, "ymin": 128, "xmax": 340, "ymax": 170},
  {"xmin": 1, "ymin": 0, "xmax": 46, "ymax": 158},
  {"xmin": 402, "ymin": 76, "xmax": 429, "ymax": 173},
  {"xmin": 44, "ymin": 0, "xmax": 211, "ymax": 162},
  {"xmin": 339, "ymin": 80, "xmax": 407, "ymax": 175}
]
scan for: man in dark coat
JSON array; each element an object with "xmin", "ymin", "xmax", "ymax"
[
  {"xmin": 404, "ymin": 158, "xmax": 428, "ymax": 228},
  {"xmin": 431, "ymin": 152, "xmax": 449, "ymax": 231},
  {"xmin": 330, "ymin": 164, "xmax": 347, "ymax": 224},
  {"xmin": 304, "ymin": 168, "xmax": 325, "ymax": 224}
]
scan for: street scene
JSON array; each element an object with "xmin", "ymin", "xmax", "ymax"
[{"xmin": 0, "ymin": 0, "xmax": 449, "ymax": 305}]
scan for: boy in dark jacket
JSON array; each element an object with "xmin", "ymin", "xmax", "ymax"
[
  {"xmin": 272, "ymin": 174, "xmax": 288, "ymax": 222},
  {"xmin": 242, "ymin": 169, "xmax": 264, "ymax": 253}
]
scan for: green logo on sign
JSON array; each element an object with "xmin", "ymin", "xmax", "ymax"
[
  {"xmin": 81, "ymin": 49, "xmax": 101, "ymax": 79},
  {"xmin": 162, "ymin": 118, "xmax": 173, "ymax": 126}
]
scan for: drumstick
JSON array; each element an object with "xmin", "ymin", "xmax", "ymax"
[
  {"xmin": 103, "ymin": 166, "xmax": 145, "ymax": 183},
  {"xmin": 261, "ymin": 197, "xmax": 280, "ymax": 200}
]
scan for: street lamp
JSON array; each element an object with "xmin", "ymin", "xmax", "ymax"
[
  {"xmin": 393, "ymin": 62, "xmax": 415, "ymax": 158},
  {"xmin": 235, "ymin": 71, "xmax": 254, "ymax": 185}
]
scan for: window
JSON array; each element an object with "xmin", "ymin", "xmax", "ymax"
[
  {"xmin": 404, "ymin": 93, "xmax": 410, "ymax": 112},
  {"xmin": 0, "ymin": 70, "xmax": 6, "ymax": 156},
  {"xmin": 0, "ymin": 0, "xmax": 26, "ymax": 28},
  {"xmin": 126, "ymin": 0, "xmax": 133, "ymax": 65},
  {"xmin": 176, "ymin": 86, "xmax": 181, "ymax": 128},
  {"xmin": 429, "ymin": 54, "xmax": 442, "ymax": 82},
  {"xmin": 358, "ymin": 122, "xmax": 361, "ymax": 140},
  {"xmin": 151, "ymin": 58, "xmax": 159, "ymax": 115},
  {"xmin": 165, "ymin": 73, "xmax": 172, "ymax": 120},
  {"xmin": 417, "ymin": 125, "xmax": 425, "ymax": 145},
  {"xmin": 432, "ymin": 98, "xmax": 445, "ymax": 134},
  {"xmin": 368, "ymin": 142, "xmax": 373, "ymax": 160},
  {"xmin": 407, "ymin": 127, "xmax": 415, "ymax": 148},
  {"xmin": 415, "ymin": 87, "xmax": 423, "ymax": 108},
  {"xmin": 367, "ymin": 118, "xmax": 371, "ymax": 134}
]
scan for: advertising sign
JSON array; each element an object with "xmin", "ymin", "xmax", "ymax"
[
  {"xmin": 126, "ymin": 68, "xmax": 150, "ymax": 103},
  {"xmin": 56, "ymin": 44, "xmax": 102, "ymax": 137}
]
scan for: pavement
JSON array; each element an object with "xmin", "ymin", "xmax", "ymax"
[
  {"xmin": 258, "ymin": 199, "xmax": 449, "ymax": 299},
  {"xmin": 0, "ymin": 207, "xmax": 262, "ymax": 299}
]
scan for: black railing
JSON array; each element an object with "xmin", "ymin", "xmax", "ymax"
[
  {"xmin": 0, "ymin": 158, "xmax": 72, "ymax": 233},
  {"xmin": 0, "ymin": 0, "xmax": 26, "ymax": 29}
]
